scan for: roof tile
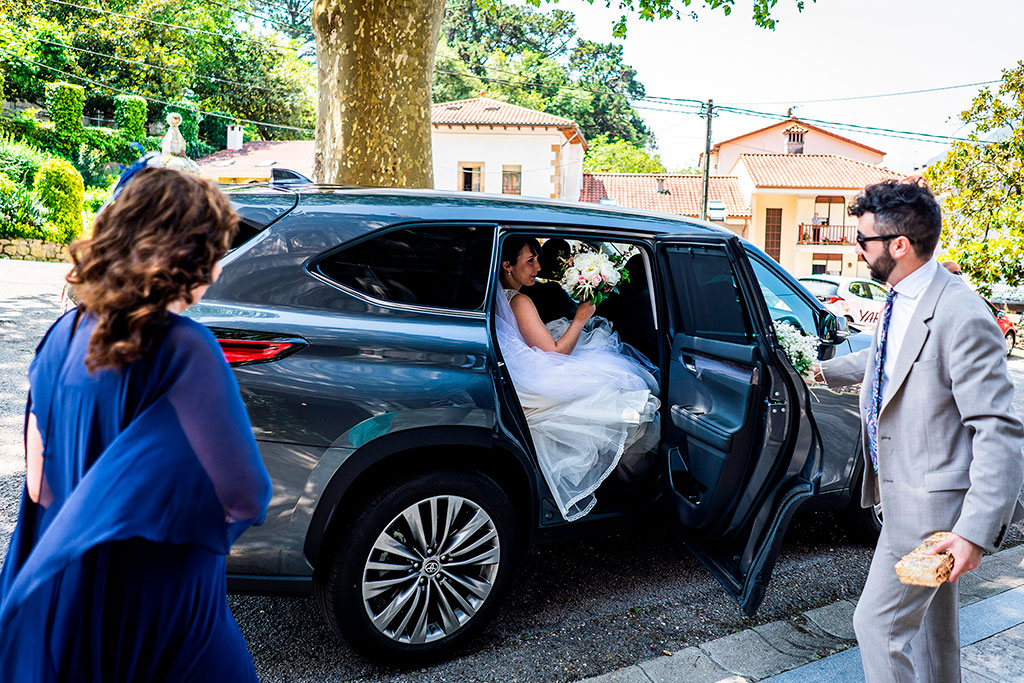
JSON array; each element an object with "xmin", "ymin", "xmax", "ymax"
[
  {"xmin": 738, "ymin": 154, "xmax": 905, "ymax": 189},
  {"xmin": 579, "ymin": 173, "xmax": 751, "ymax": 218},
  {"xmin": 431, "ymin": 97, "xmax": 577, "ymax": 127}
]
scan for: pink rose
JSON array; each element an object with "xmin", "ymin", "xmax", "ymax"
[
  {"xmin": 579, "ymin": 276, "xmax": 586, "ymax": 282},
  {"xmin": 591, "ymin": 275, "xmax": 601, "ymax": 285}
]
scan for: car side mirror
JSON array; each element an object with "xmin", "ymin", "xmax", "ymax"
[{"xmin": 818, "ymin": 311, "xmax": 848, "ymax": 344}]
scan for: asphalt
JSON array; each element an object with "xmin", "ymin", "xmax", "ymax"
[{"xmin": 582, "ymin": 544, "xmax": 1024, "ymax": 683}]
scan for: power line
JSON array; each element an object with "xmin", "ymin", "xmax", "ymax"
[
  {"xmin": 0, "ymin": 47, "xmax": 313, "ymax": 132},
  {"xmin": 31, "ymin": 36, "xmax": 296, "ymax": 94},
  {"xmin": 41, "ymin": 0, "xmax": 298, "ymax": 52},
  {"xmin": 716, "ymin": 105, "xmax": 978, "ymax": 144},
  {"xmin": 717, "ymin": 79, "xmax": 1003, "ymax": 106},
  {"xmin": 205, "ymin": 0, "xmax": 302, "ymax": 31}
]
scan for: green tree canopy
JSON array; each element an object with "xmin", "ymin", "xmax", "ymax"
[
  {"xmin": 0, "ymin": 0, "xmax": 314, "ymax": 142},
  {"xmin": 435, "ymin": 1, "xmax": 652, "ymax": 147},
  {"xmin": 926, "ymin": 61, "xmax": 1024, "ymax": 295},
  {"xmin": 583, "ymin": 134, "xmax": 666, "ymax": 173}
]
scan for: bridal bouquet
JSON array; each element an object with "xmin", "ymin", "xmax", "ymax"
[
  {"xmin": 559, "ymin": 248, "xmax": 629, "ymax": 306},
  {"xmin": 774, "ymin": 321, "xmax": 819, "ymax": 378}
]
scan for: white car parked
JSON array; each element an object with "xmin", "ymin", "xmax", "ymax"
[{"xmin": 799, "ymin": 275, "xmax": 890, "ymax": 329}]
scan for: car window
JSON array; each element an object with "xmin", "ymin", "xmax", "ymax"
[
  {"xmin": 848, "ymin": 282, "xmax": 868, "ymax": 299},
  {"xmin": 799, "ymin": 279, "xmax": 839, "ymax": 299},
  {"xmin": 747, "ymin": 255, "xmax": 819, "ymax": 336},
  {"xmin": 664, "ymin": 245, "xmax": 752, "ymax": 344},
  {"xmin": 316, "ymin": 225, "xmax": 495, "ymax": 311},
  {"xmin": 867, "ymin": 282, "xmax": 889, "ymax": 300}
]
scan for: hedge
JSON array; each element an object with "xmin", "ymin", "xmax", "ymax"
[
  {"xmin": 34, "ymin": 158, "xmax": 84, "ymax": 243},
  {"xmin": 45, "ymin": 82, "xmax": 85, "ymax": 134},
  {"xmin": 115, "ymin": 95, "xmax": 147, "ymax": 142}
]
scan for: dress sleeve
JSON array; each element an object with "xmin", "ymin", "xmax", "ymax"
[{"xmin": 163, "ymin": 319, "xmax": 272, "ymax": 528}]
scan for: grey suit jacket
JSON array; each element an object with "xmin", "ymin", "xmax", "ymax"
[{"xmin": 822, "ymin": 266, "xmax": 1024, "ymax": 552}]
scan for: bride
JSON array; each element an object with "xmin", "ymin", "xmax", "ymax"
[{"xmin": 495, "ymin": 236, "xmax": 661, "ymax": 521}]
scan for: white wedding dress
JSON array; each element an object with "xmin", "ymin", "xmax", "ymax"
[{"xmin": 496, "ymin": 288, "xmax": 661, "ymax": 521}]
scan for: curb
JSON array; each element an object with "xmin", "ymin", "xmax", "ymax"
[{"xmin": 582, "ymin": 543, "xmax": 1024, "ymax": 683}]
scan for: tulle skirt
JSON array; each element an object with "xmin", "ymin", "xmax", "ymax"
[{"xmin": 502, "ymin": 316, "xmax": 660, "ymax": 521}]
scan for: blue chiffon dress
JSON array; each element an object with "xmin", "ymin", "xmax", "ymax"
[{"xmin": 0, "ymin": 309, "xmax": 273, "ymax": 682}]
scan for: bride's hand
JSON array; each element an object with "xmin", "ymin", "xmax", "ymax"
[{"xmin": 575, "ymin": 300, "xmax": 597, "ymax": 322}]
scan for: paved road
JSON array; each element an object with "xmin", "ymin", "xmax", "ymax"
[{"xmin": 2, "ymin": 257, "xmax": 1023, "ymax": 683}]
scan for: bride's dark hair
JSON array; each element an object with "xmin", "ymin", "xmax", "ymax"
[
  {"xmin": 68, "ymin": 167, "xmax": 238, "ymax": 371},
  {"xmin": 500, "ymin": 236, "xmax": 541, "ymax": 268}
]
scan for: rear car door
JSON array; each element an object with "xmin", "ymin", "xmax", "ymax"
[{"xmin": 657, "ymin": 236, "xmax": 822, "ymax": 614}]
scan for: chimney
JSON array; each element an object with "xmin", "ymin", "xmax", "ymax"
[
  {"xmin": 656, "ymin": 178, "xmax": 668, "ymax": 194},
  {"xmin": 227, "ymin": 124, "xmax": 244, "ymax": 151}
]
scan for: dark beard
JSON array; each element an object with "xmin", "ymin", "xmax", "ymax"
[{"xmin": 867, "ymin": 249, "xmax": 896, "ymax": 284}]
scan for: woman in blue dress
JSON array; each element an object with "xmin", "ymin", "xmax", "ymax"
[{"xmin": 0, "ymin": 167, "xmax": 273, "ymax": 681}]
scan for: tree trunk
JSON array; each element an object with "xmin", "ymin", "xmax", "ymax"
[{"xmin": 312, "ymin": 0, "xmax": 445, "ymax": 187}]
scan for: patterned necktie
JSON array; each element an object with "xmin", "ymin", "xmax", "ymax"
[{"xmin": 866, "ymin": 288, "xmax": 898, "ymax": 472}]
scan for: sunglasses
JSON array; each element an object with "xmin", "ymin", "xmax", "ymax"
[{"xmin": 855, "ymin": 233, "xmax": 914, "ymax": 249}]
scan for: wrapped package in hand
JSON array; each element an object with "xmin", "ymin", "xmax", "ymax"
[{"xmin": 895, "ymin": 531, "xmax": 954, "ymax": 587}]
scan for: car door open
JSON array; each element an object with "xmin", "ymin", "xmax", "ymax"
[{"xmin": 657, "ymin": 237, "xmax": 822, "ymax": 615}]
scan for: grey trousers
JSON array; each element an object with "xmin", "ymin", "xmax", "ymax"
[{"xmin": 853, "ymin": 527, "xmax": 960, "ymax": 682}]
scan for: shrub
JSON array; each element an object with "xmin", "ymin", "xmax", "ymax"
[
  {"xmin": 34, "ymin": 158, "xmax": 84, "ymax": 243},
  {"xmin": 45, "ymin": 82, "xmax": 85, "ymax": 135},
  {"xmin": 0, "ymin": 172, "xmax": 48, "ymax": 240},
  {"xmin": 0, "ymin": 134, "xmax": 48, "ymax": 185},
  {"xmin": 81, "ymin": 127, "xmax": 136, "ymax": 164},
  {"xmin": 73, "ymin": 144, "xmax": 118, "ymax": 188},
  {"xmin": 114, "ymin": 95, "xmax": 147, "ymax": 142}
]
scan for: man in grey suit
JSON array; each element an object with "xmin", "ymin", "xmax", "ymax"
[{"xmin": 814, "ymin": 179, "xmax": 1024, "ymax": 682}]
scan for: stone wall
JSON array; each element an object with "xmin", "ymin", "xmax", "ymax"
[{"xmin": 0, "ymin": 238, "xmax": 69, "ymax": 263}]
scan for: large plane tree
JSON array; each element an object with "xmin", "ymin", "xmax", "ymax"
[{"xmin": 310, "ymin": 0, "xmax": 810, "ymax": 186}]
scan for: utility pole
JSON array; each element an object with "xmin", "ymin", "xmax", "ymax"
[{"xmin": 700, "ymin": 98, "xmax": 713, "ymax": 221}]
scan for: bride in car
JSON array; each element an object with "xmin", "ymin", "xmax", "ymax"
[{"xmin": 495, "ymin": 236, "xmax": 660, "ymax": 521}]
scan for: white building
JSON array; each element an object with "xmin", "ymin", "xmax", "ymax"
[
  {"xmin": 431, "ymin": 97, "xmax": 586, "ymax": 200},
  {"xmin": 196, "ymin": 97, "xmax": 587, "ymax": 202}
]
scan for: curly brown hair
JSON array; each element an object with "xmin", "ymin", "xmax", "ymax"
[{"xmin": 69, "ymin": 168, "xmax": 238, "ymax": 371}]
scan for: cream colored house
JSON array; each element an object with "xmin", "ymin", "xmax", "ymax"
[
  {"xmin": 732, "ymin": 153, "xmax": 905, "ymax": 277},
  {"xmin": 431, "ymin": 97, "xmax": 586, "ymax": 200},
  {"xmin": 706, "ymin": 116, "xmax": 885, "ymax": 175}
]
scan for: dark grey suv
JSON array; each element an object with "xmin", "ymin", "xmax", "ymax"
[{"xmin": 189, "ymin": 187, "xmax": 869, "ymax": 663}]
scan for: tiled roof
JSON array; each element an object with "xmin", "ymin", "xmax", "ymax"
[
  {"xmin": 579, "ymin": 173, "xmax": 751, "ymax": 218},
  {"xmin": 713, "ymin": 117, "xmax": 885, "ymax": 156},
  {"xmin": 196, "ymin": 140, "xmax": 314, "ymax": 181},
  {"xmin": 432, "ymin": 97, "xmax": 575, "ymax": 126},
  {"xmin": 432, "ymin": 97, "xmax": 586, "ymax": 148},
  {"xmin": 737, "ymin": 154, "xmax": 906, "ymax": 189}
]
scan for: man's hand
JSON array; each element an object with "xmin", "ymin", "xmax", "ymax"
[
  {"xmin": 809, "ymin": 361, "xmax": 824, "ymax": 384},
  {"xmin": 925, "ymin": 532, "xmax": 982, "ymax": 583}
]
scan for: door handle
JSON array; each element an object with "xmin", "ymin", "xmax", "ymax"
[{"xmin": 680, "ymin": 353, "xmax": 697, "ymax": 372}]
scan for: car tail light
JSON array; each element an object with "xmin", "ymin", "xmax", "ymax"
[
  {"xmin": 217, "ymin": 339, "xmax": 299, "ymax": 366},
  {"xmin": 824, "ymin": 296, "xmax": 844, "ymax": 304}
]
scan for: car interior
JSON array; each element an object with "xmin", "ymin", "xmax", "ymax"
[{"xmin": 496, "ymin": 234, "xmax": 664, "ymax": 505}]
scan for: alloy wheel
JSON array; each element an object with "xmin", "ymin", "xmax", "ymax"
[{"xmin": 361, "ymin": 495, "xmax": 501, "ymax": 644}]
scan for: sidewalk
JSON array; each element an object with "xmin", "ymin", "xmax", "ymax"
[{"xmin": 583, "ymin": 544, "xmax": 1024, "ymax": 683}]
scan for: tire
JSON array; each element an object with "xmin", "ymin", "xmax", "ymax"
[
  {"xmin": 314, "ymin": 470, "xmax": 518, "ymax": 664},
  {"xmin": 844, "ymin": 481, "xmax": 882, "ymax": 546},
  {"xmin": 1006, "ymin": 330, "xmax": 1016, "ymax": 358}
]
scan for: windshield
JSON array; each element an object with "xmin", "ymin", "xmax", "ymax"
[{"xmin": 799, "ymin": 279, "xmax": 839, "ymax": 299}]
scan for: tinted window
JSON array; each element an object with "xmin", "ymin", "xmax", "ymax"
[
  {"xmin": 317, "ymin": 225, "xmax": 494, "ymax": 310},
  {"xmin": 665, "ymin": 245, "xmax": 752, "ymax": 344},
  {"xmin": 800, "ymin": 279, "xmax": 839, "ymax": 298},
  {"xmin": 227, "ymin": 192, "xmax": 297, "ymax": 250},
  {"xmin": 867, "ymin": 282, "xmax": 889, "ymax": 300},
  {"xmin": 748, "ymin": 255, "xmax": 820, "ymax": 336},
  {"xmin": 848, "ymin": 282, "xmax": 868, "ymax": 299}
]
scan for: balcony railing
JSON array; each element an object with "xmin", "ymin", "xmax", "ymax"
[{"xmin": 797, "ymin": 223, "xmax": 856, "ymax": 246}]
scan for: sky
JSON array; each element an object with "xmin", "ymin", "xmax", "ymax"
[{"xmin": 546, "ymin": 0, "xmax": 1024, "ymax": 173}]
